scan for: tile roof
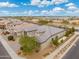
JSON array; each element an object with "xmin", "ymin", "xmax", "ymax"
[
  {"xmin": 13, "ymin": 23, "xmax": 64, "ymax": 43},
  {"xmin": 36, "ymin": 26, "xmax": 64, "ymax": 43},
  {"xmin": 24, "ymin": 25, "xmax": 64, "ymax": 43}
]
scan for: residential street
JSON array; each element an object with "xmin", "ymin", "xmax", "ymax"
[
  {"xmin": 0, "ymin": 42, "xmax": 11, "ymax": 59},
  {"xmin": 0, "ymin": 35, "xmax": 25, "ymax": 59},
  {"xmin": 62, "ymin": 36, "xmax": 79, "ymax": 59}
]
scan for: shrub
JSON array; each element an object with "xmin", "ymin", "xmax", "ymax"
[
  {"xmin": 64, "ymin": 27, "xmax": 75, "ymax": 37},
  {"xmin": 38, "ymin": 20, "xmax": 49, "ymax": 25},
  {"xmin": 61, "ymin": 40, "xmax": 63, "ymax": 43},
  {"xmin": 52, "ymin": 36, "xmax": 59, "ymax": 46},
  {"xmin": 8, "ymin": 35, "xmax": 15, "ymax": 41},
  {"xmin": 19, "ymin": 35, "xmax": 40, "ymax": 54}
]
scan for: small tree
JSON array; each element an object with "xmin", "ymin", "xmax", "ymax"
[
  {"xmin": 64, "ymin": 27, "xmax": 75, "ymax": 37},
  {"xmin": 64, "ymin": 30, "xmax": 70, "ymax": 37},
  {"xmin": 52, "ymin": 36, "xmax": 59, "ymax": 46},
  {"xmin": 71, "ymin": 27, "xmax": 75, "ymax": 33},
  {"xmin": 62, "ymin": 20, "xmax": 69, "ymax": 24},
  {"xmin": 8, "ymin": 35, "xmax": 15, "ymax": 41},
  {"xmin": 61, "ymin": 40, "xmax": 63, "ymax": 43},
  {"xmin": 38, "ymin": 20, "xmax": 49, "ymax": 25},
  {"xmin": 49, "ymin": 20, "xmax": 53, "ymax": 23},
  {"xmin": 19, "ymin": 35, "xmax": 40, "ymax": 54}
]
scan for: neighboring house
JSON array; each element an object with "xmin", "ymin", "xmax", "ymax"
[
  {"xmin": 0, "ymin": 20, "xmax": 10, "ymax": 29},
  {"xmin": 0, "ymin": 19, "xmax": 14, "ymax": 35},
  {"xmin": 2, "ymin": 19, "xmax": 24, "ymax": 35}
]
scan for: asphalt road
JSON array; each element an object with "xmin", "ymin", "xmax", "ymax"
[
  {"xmin": 0, "ymin": 42, "xmax": 11, "ymax": 59},
  {"xmin": 62, "ymin": 38, "xmax": 79, "ymax": 59}
]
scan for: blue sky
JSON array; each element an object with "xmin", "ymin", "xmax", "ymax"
[{"xmin": 0, "ymin": 0, "xmax": 79, "ymax": 16}]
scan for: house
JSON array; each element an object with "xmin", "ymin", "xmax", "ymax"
[
  {"xmin": 35, "ymin": 26, "xmax": 64, "ymax": 49},
  {"xmin": 6, "ymin": 21, "xmax": 65, "ymax": 50},
  {"xmin": 0, "ymin": 20, "xmax": 10, "ymax": 29},
  {"xmin": 22, "ymin": 25, "xmax": 65, "ymax": 50}
]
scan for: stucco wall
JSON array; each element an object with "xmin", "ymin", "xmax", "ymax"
[{"xmin": 40, "ymin": 31, "xmax": 65, "ymax": 50}]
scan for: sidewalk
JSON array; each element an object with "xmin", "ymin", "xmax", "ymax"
[
  {"xmin": 60, "ymin": 34, "xmax": 79, "ymax": 59},
  {"xmin": 44, "ymin": 32, "xmax": 78, "ymax": 59},
  {"xmin": 0, "ymin": 35, "xmax": 25, "ymax": 59}
]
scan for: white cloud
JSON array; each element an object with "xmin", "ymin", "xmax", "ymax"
[
  {"xmin": 74, "ymin": 10, "xmax": 79, "ymax": 13},
  {"xmin": 0, "ymin": 2, "xmax": 18, "ymax": 7},
  {"xmin": 52, "ymin": 0, "xmax": 68, "ymax": 5},
  {"xmin": 0, "ymin": 10, "xmax": 28, "ymax": 16},
  {"xmin": 31, "ymin": 0, "xmax": 40, "ymax": 5},
  {"xmin": 53, "ymin": 7, "xmax": 65, "ymax": 12},
  {"xmin": 27, "ymin": 10, "xmax": 34, "ymax": 15},
  {"xmin": 40, "ymin": 0, "xmax": 50, "ymax": 5},
  {"xmin": 21, "ymin": 2, "xmax": 27, "ymax": 6},
  {"xmin": 66, "ymin": 9, "xmax": 79, "ymax": 16},
  {"xmin": 30, "ymin": 0, "xmax": 68, "ymax": 7},
  {"xmin": 1, "ymin": 11, "xmax": 8, "ymax": 13},
  {"xmin": 41, "ymin": 10, "xmax": 49, "ymax": 15},
  {"xmin": 0, "ymin": 11, "xmax": 9, "ymax": 14},
  {"xmin": 23, "ymin": 11, "xmax": 27, "ymax": 14},
  {"xmin": 2, "ymin": 6, "xmax": 79, "ymax": 16},
  {"xmin": 66, "ymin": 3, "xmax": 75, "ymax": 7},
  {"xmin": 24, "ymin": 9, "xmax": 79, "ymax": 16},
  {"xmin": 68, "ymin": 6, "xmax": 78, "ymax": 10},
  {"xmin": 66, "ymin": 3, "xmax": 78, "ymax": 10}
]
